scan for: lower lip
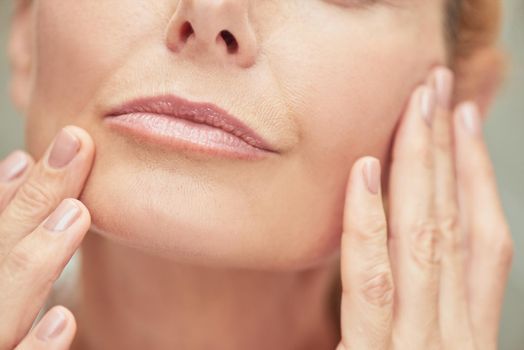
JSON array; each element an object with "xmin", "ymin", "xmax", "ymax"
[{"xmin": 104, "ymin": 113, "xmax": 273, "ymax": 160}]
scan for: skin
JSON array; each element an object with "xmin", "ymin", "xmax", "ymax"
[
  {"xmin": 0, "ymin": 0, "xmax": 513, "ymax": 349},
  {"xmin": 10, "ymin": 0, "xmax": 446, "ymax": 268}
]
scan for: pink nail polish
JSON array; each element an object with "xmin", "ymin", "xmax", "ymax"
[
  {"xmin": 35, "ymin": 307, "xmax": 67, "ymax": 341},
  {"xmin": 43, "ymin": 199, "xmax": 81, "ymax": 232},
  {"xmin": 459, "ymin": 102, "xmax": 481, "ymax": 135},
  {"xmin": 420, "ymin": 86, "xmax": 436, "ymax": 126},
  {"xmin": 362, "ymin": 158, "xmax": 380, "ymax": 194},
  {"xmin": 0, "ymin": 150, "xmax": 28, "ymax": 182},
  {"xmin": 47, "ymin": 128, "xmax": 80, "ymax": 169}
]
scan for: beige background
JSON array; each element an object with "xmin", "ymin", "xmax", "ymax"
[{"xmin": 1, "ymin": 2, "xmax": 523, "ymax": 348}]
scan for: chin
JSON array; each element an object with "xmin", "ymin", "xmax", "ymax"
[{"xmin": 78, "ymin": 152, "xmax": 344, "ymax": 271}]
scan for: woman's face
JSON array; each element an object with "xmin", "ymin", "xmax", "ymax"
[{"xmin": 14, "ymin": 0, "xmax": 446, "ymax": 270}]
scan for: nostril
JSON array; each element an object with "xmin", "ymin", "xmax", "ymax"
[
  {"xmin": 179, "ymin": 21, "xmax": 194, "ymax": 42},
  {"xmin": 219, "ymin": 30, "xmax": 239, "ymax": 54}
]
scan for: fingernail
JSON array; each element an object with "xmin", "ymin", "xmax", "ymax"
[
  {"xmin": 433, "ymin": 67, "xmax": 453, "ymax": 108},
  {"xmin": 0, "ymin": 151, "xmax": 28, "ymax": 182},
  {"xmin": 362, "ymin": 158, "xmax": 380, "ymax": 194},
  {"xmin": 35, "ymin": 307, "xmax": 67, "ymax": 341},
  {"xmin": 420, "ymin": 86, "xmax": 436, "ymax": 126},
  {"xmin": 47, "ymin": 128, "xmax": 80, "ymax": 169},
  {"xmin": 43, "ymin": 199, "xmax": 81, "ymax": 232},
  {"xmin": 458, "ymin": 102, "xmax": 481, "ymax": 135}
]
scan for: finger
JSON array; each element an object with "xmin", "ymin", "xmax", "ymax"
[
  {"xmin": 0, "ymin": 150, "xmax": 35, "ymax": 212},
  {"xmin": 339, "ymin": 157, "xmax": 393, "ymax": 350},
  {"xmin": 429, "ymin": 68, "xmax": 475, "ymax": 349},
  {"xmin": 0, "ymin": 199, "xmax": 89, "ymax": 349},
  {"xmin": 0, "ymin": 126, "xmax": 94, "ymax": 260},
  {"xmin": 454, "ymin": 102, "xmax": 514, "ymax": 349},
  {"xmin": 388, "ymin": 84, "xmax": 441, "ymax": 347},
  {"xmin": 16, "ymin": 306, "xmax": 77, "ymax": 350}
]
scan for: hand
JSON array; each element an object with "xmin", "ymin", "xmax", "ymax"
[
  {"xmin": 337, "ymin": 67, "xmax": 513, "ymax": 350},
  {"xmin": 0, "ymin": 126, "xmax": 95, "ymax": 350}
]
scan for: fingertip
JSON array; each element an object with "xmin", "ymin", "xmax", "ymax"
[
  {"xmin": 48, "ymin": 305, "xmax": 76, "ymax": 326},
  {"xmin": 361, "ymin": 157, "xmax": 381, "ymax": 195},
  {"xmin": 347, "ymin": 156, "xmax": 382, "ymax": 196},
  {"xmin": 55, "ymin": 305, "xmax": 77, "ymax": 329},
  {"xmin": 22, "ymin": 150, "xmax": 37, "ymax": 168},
  {"xmin": 34, "ymin": 305, "xmax": 71, "ymax": 341},
  {"xmin": 31, "ymin": 305, "xmax": 77, "ymax": 348},
  {"xmin": 454, "ymin": 101, "xmax": 482, "ymax": 136},
  {"xmin": 430, "ymin": 66, "xmax": 454, "ymax": 109},
  {"xmin": 394, "ymin": 84, "xmax": 436, "ymax": 156},
  {"xmin": 349, "ymin": 156, "xmax": 376, "ymax": 184},
  {"xmin": 11, "ymin": 149, "xmax": 35, "ymax": 165},
  {"xmin": 62, "ymin": 125, "xmax": 95, "ymax": 156},
  {"xmin": 68, "ymin": 198, "xmax": 90, "ymax": 215},
  {"xmin": 343, "ymin": 157, "xmax": 385, "ymax": 233},
  {"xmin": 65, "ymin": 198, "xmax": 92, "ymax": 234},
  {"xmin": 0, "ymin": 150, "xmax": 34, "ymax": 183},
  {"xmin": 419, "ymin": 85, "xmax": 437, "ymax": 127},
  {"xmin": 40, "ymin": 198, "xmax": 91, "ymax": 238},
  {"xmin": 453, "ymin": 101, "xmax": 487, "ymax": 181}
]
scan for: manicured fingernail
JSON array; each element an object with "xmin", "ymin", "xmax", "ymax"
[
  {"xmin": 433, "ymin": 67, "xmax": 453, "ymax": 108},
  {"xmin": 458, "ymin": 102, "xmax": 481, "ymax": 135},
  {"xmin": 420, "ymin": 86, "xmax": 436, "ymax": 126},
  {"xmin": 47, "ymin": 128, "xmax": 80, "ymax": 169},
  {"xmin": 362, "ymin": 158, "xmax": 380, "ymax": 194},
  {"xmin": 44, "ymin": 199, "xmax": 81, "ymax": 232},
  {"xmin": 35, "ymin": 307, "xmax": 67, "ymax": 341},
  {"xmin": 0, "ymin": 150, "xmax": 28, "ymax": 182}
]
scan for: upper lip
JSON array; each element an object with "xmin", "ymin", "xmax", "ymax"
[{"xmin": 105, "ymin": 94, "xmax": 277, "ymax": 153}]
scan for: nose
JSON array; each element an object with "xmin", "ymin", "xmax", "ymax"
[{"xmin": 166, "ymin": 0, "xmax": 259, "ymax": 68}]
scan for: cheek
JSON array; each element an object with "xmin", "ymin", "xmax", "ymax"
[
  {"xmin": 26, "ymin": 0, "xmax": 167, "ymax": 147},
  {"xmin": 254, "ymin": 7, "xmax": 446, "ymax": 266},
  {"xmin": 267, "ymin": 3, "xmax": 444, "ymax": 163},
  {"xmin": 275, "ymin": 26, "xmax": 436, "ymax": 156}
]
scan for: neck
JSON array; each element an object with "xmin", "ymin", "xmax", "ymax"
[{"xmin": 73, "ymin": 233, "xmax": 341, "ymax": 350}]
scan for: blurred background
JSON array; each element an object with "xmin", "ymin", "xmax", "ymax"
[{"xmin": 1, "ymin": 1, "xmax": 523, "ymax": 348}]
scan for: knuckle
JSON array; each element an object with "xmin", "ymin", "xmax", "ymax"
[
  {"xmin": 476, "ymin": 222, "xmax": 514, "ymax": 269},
  {"xmin": 439, "ymin": 215, "xmax": 463, "ymax": 253},
  {"xmin": 2, "ymin": 245, "xmax": 40, "ymax": 279},
  {"xmin": 349, "ymin": 214, "xmax": 388, "ymax": 242},
  {"xmin": 409, "ymin": 137, "xmax": 434, "ymax": 170},
  {"xmin": 359, "ymin": 268, "xmax": 395, "ymax": 308},
  {"xmin": 2, "ymin": 244, "xmax": 60, "ymax": 293},
  {"xmin": 419, "ymin": 146, "xmax": 434, "ymax": 170},
  {"xmin": 495, "ymin": 230, "xmax": 514, "ymax": 269},
  {"xmin": 392, "ymin": 331, "xmax": 442, "ymax": 350},
  {"xmin": 408, "ymin": 220, "xmax": 441, "ymax": 267},
  {"xmin": 14, "ymin": 178, "xmax": 60, "ymax": 214},
  {"xmin": 393, "ymin": 138, "xmax": 433, "ymax": 170},
  {"xmin": 433, "ymin": 130, "xmax": 452, "ymax": 155}
]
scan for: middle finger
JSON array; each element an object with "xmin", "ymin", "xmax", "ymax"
[
  {"xmin": 429, "ymin": 67, "xmax": 475, "ymax": 348},
  {"xmin": 388, "ymin": 82, "xmax": 440, "ymax": 348}
]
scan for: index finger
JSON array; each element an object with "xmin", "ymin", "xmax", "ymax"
[
  {"xmin": 339, "ymin": 157, "xmax": 393, "ymax": 350},
  {"xmin": 0, "ymin": 126, "xmax": 94, "ymax": 260}
]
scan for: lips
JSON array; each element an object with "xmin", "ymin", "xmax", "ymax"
[{"xmin": 104, "ymin": 94, "xmax": 278, "ymax": 158}]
